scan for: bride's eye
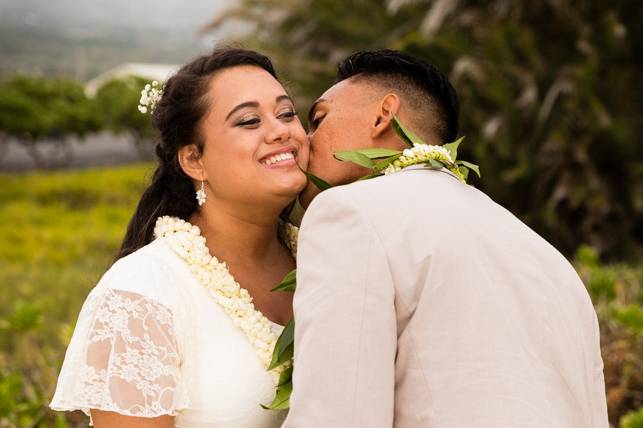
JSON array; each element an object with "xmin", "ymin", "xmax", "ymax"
[
  {"xmin": 278, "ymin": 110, "xmax": 297, "ymax": 121},
  {"xmin": 236, "ymin": 116, "xmax": 260, "ymax": 127}
]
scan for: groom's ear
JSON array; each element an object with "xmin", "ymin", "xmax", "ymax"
[
  {"xmin": 178, "ymin": 144, "xmax": 206, "ymax": 182},
  {"xmin": 371, "ymin": 93, "xmax": 401, "ymax": 140}
]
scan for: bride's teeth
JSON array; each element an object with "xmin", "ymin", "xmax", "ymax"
[{"xmin": 263, "ymin": 152, "xmax": 295, "ymax": 166}]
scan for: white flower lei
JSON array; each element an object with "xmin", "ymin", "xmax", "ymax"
[
  {"xmin": 382, "ymin": 143, "xmax": 455, "ymax": 176},
  {"xmin": 153, "ymin": 216, "xmax": 298, "ymax": 383}
]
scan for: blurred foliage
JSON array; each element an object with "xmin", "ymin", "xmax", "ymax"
[
  {"xmin": 0, "ymin": 164, "xmax": 638, "ymax": 426},
  {"xmin": 0, "ymin": 75, "xmax": 100, "ymax": 141},
  {"xmin": 575, "ymin": 245, "xmax": 643, "ymax": 425},
  {"xmin": 621, "ymin": 408, "xmax": 643, "ymax": 428},
  {"xmin": 0, "ymin": 163, "xmax": 153, "ymax": 427},
  {"xmin": 94, "ymin": 76, "xmax": 157, "ymax": 155},
  {"xmin": 0, "ymin": 74, "xmax": 158, "ymax": 167},
  {"xmin": 207, "ymin": 0, "xmax": 643, "ymax": 261}
]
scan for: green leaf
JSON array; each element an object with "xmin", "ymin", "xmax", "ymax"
[
  {"xmin": 271, "ymin": 269, "xmax": 296, "ymax": 292},
  {"xmin": 456, "ymin": 160, "xmax": 481, "ymax": 177},
  {"xmin": 428, "ymin": 159, "xmax": 444, "ymax": 169},
  {"xmin": 373, "ymin": 153, "xmax": 402, "ymax": 171},
  {"xmin": 458, "ymin": 165, "xmax": 470, "ymax": 181},
  {"xmin": 303, "ymin": 171, "xmax": 332, "ymax": 191},
  {"xmin": 278, "ymin": 366, "xmax": 293, "ymax": 387},
  {"xmin": 343, "ymin": 148, "xmax": 402, "ymax": 159},
  {"xmin": 391, "ymin": 115, "xmax": 424, "ymax": 147},
  {"xmin": 443, "ymin": 136, "xmax": 465, "ymax": 161},
  {"xmin": 333, "ymin": 150, "xmax": 375, "ymax": 168},
  {"xmin": 267, "ymin": 342, "xmax": 293, "ymax": 371},
  {"xmin": 261, "ymin": 381, "xmax": 292, "ymax": 410},
  {"xmin": 357, "ymin": 172, "xmax": 384, "ymax": 181},
  {"xmin": 268, "ymin": 319, "xmax": 295, "ymax": 370}
]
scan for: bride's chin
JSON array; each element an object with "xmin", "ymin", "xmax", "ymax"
[{"xmin": 274, "ymin": 176, "xmax": 307, "ymax": 195}]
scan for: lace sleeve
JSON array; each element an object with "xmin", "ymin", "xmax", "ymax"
[{"xmin": 51, "ymin": 288, "xmax": 188, "ymax": 418}]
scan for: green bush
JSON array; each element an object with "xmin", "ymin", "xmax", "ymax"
[
  {"xmin": 0, "ymin": 75, "xmax": 101, "ymax": 141},
  {"xmin": 94, "ymin": 76, "xmax": 156, "ymax": 140},
  {"xmin": 575, "ymin": 246, "xmax": 643, "ymax": 424},
  {"xmin": 621, "ymin": 408, "xmax": 643, "ymax": 428},
  {"xmin": 0, "ymin": 163, "xmax": 153, "ymax": 427}
]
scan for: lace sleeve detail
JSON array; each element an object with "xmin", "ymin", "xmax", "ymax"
[{"xmin": 51, "ymin": 288, "xmax": 187, "ymax": 418}]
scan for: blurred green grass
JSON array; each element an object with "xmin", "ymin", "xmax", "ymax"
[
  {"xmin": 0, "ymin": 163, "xmax": 153, "ymax": 427},
  {"xmin": 0, "ymin": 163, "xmax": 640, "ymax": 427}
]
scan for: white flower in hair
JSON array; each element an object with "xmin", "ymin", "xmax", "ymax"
[{"xmin": 138, "ymin": 80, "xmax": 163, "ymax": 114}]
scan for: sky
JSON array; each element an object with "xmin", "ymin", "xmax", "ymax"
[
  {"xmin": 0, "ymin": 0, "xmax": 240, "ymax": 78},
  {"xmin": 0, "ymin": 0, "xmax": 231, "ymax": 33}
]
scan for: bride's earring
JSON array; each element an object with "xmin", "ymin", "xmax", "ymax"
[{"xmin": 196, "ymin": 180, "xmax": 206, "ymax": 206}]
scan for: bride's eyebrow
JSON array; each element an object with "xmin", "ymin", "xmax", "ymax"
[
  {"xmin": 225, "ymin": 95, "xmax": 294, "ymax": 121},
  {"xmin": 226, "ymin": 101, "xmax": 258, "ymax": 120}
]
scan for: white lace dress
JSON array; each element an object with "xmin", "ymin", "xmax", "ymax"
[{"xmin": 50, "ymin": 237, "xmax": 287, "ymax": 427}]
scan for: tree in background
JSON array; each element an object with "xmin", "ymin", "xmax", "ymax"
[
  {"xmin": 204, "ymin": 0, "xmax": 642, "ymax": 262},
  {"xmin": 94, "ymin": 76, "xmax": 157, "ymax": 159},
  {"xmin": 0, "ymin": 75, "xmax": 101, "ymax": 168}
]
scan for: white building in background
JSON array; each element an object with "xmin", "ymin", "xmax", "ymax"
[{"xmin": 85, "ymin": 63, "xmax": 179, "ymax": 96}]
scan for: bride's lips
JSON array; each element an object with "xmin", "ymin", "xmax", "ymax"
[{"xmin": 258, "ymin": 147, "xmax": 299, "ymax": 169}]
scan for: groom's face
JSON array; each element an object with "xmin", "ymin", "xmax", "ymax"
[{"xmin": 299, "ymin": 79, "xmax": 378, "ymax": 207}]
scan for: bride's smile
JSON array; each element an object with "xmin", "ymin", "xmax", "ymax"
[{"xmin": 259, "ymin": 147, "xmax": 298, "ymax": 168}]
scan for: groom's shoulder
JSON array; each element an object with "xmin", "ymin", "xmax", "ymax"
[
  {"xmin": 324, "ymin": 168, "xmax": 466, "ymax": 204},
  {"xmin": 306, "ymin": 169, "xmax": 471, "ymax": 225}
]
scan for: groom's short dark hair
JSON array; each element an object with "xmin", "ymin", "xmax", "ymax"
[{"xmin": 336, "ymin": 50, "xmax": 459, "ymax": 144}]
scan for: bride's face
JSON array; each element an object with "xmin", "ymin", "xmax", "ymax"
[{"xmin": 197, "ymin": 65, "xmax": 309, "ymax": 209}]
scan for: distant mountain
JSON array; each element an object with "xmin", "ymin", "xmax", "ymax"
[{"xmin": 0, "ymin": 0, "xmax": 233, "ymax": 80}]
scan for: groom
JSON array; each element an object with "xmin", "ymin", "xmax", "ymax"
[{"xmin": 283, "ymin": 50, "xmax": 608, "ymax": 427}]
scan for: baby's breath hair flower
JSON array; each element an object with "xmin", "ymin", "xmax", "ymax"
[{"xmin": 138, "ymin": 80, "xmax": 163, "ymax": 114}]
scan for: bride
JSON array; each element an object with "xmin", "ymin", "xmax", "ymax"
[{"xmin": 50, "ymin": 47, "xmax": 309, "ymax": 427}]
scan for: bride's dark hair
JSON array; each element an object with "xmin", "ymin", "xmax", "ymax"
[{"xmin": 116, "ymin": 47, "xmax": 277, "ymax": 260}]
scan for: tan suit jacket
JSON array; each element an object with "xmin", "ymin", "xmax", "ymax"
[{"xmin": 284, "ymin": 167, "xmax": 608, "ymax": 428}]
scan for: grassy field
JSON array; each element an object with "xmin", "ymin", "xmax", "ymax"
[
  {"xmin": 0, "ymin": 163, "xmax": 153, "ymax": 427},
  {"xmin": 0, "ymin": 163, "xmax": 641, "ymax": 427}
]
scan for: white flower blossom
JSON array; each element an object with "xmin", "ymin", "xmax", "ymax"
[
  {"xmin": 383, "ymin": 143, "xmax": 461, "ymax": 179},
  {"xmin": 138, "ymin": 80, "xmax": 163, "ymax": 115}
]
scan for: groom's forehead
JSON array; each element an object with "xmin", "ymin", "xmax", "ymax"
[
  {"xmin": 320, "ymin": 79, "xmax": 363, "ymax": 102},
  {"xmin": 313, "ymin": 79, "xmax": 371, "ymax": 113},
  {"xmin": 308, "ymin": 79, "xmax": 375, "ymax": 122}
]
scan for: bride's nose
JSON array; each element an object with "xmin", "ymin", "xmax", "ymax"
[{"xmin": 264, "ymin": 117, "xmax": 290, "ymax": 144}]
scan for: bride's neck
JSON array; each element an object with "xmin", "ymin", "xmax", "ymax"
[{"xmin": 189, "ymin": 201, "xmax": 285, "ymax": 262}]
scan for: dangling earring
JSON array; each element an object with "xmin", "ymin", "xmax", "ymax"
[{"xmin": 196, "ymin": 180, "xmax": 206, "ymax": 206}]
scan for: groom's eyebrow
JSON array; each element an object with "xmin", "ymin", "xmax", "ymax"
[{"xmin": 226, "ymin": 95, "xmax": 293, "ymax": 121}]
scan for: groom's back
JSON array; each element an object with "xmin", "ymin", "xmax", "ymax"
[{"xmin": 340, "ymin": 168, "xmax": 608, "ymax": 428}]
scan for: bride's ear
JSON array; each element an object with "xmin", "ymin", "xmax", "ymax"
[
  {"xmin": 371, "ymin": 93, "xmax": 401, "ymax": 140},
  {"xmin": 178, "ymin": 144, "xmax": 206, "ymax": 182}
]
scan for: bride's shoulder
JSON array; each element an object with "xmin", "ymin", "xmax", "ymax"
[{"xmin": 94, "ymin": 238, "xmax": 181, "ymax": 304}]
